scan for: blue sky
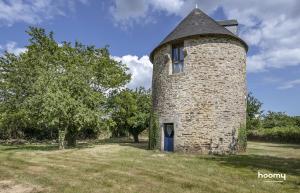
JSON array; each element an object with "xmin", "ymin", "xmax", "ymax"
[{"xmin": 0, "ymin": 0, "xmax": 299, "ymax": 115}]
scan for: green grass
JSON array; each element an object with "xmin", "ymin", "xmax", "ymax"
[{"xmin": 0, "ymin": 140, "xmax": 299, "ymax": 193}]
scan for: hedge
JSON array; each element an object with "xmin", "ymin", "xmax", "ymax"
[{"xmin": 248, "ymin": 126, "xmax": 300, "ymax": 144}]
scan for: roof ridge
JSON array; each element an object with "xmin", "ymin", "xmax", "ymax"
[
  {"xmin": 196, "ymin": 9, "xmax": 236, "ymax": 36},
  {"xmin": 160, "ymin": 8, "xmax": 198, "ymax": 44}
]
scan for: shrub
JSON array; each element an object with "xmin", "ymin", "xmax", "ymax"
[
  {"xmin": 248, "ymin": 126, "xmax": 300, "ymax": 144},
  {"xmin": 148, "ymin": 113, "xmax": 159, "ymax": 150},
  {"xmin": 262, "ymin": 111, "xmax": 297, "ymax": 128},
  {"xmin": 238, "ymin": 124, "xmax": 247, "ymax": 152}
]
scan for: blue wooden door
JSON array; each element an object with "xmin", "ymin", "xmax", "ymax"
[{"xmin": 164, "ymin": 123, "xmax": 174, "ymax": 152}]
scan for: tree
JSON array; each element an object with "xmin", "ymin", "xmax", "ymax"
[
  {"xmin": 0, "ymin": 27, "xmax": 130, "ymax": 149},
  {"xmin": 246, "ymin": 92, "xmax": 263, "ymax": 130},
  {"xmin": 294, "ymin": 116, "xmax": 300, "ymax": 127},
  {"xmin": 109, "ymin": 88, "xmax": 151, "ymax": 143},
  {"xmin": 262, "ymin": 111, "xmax": 296, "ymax": 128}
]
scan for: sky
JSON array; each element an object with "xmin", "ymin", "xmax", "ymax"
[{"xmin": 0, "ymin": 0, "xmax": 299, "ymax": 115}]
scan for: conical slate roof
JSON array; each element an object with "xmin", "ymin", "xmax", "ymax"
[{"xmin": 150, "ymin": 8, "xmax": 248, "ymax": 61}]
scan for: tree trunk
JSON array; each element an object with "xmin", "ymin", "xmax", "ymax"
[
  {"xmin": 133, "ymin": 134, "xmax": 139, "ymax": 143},
  {"xmin": 50, "ymin": 129, "xmax": 53, "ymax": 139},
  {"xmin": 66, "ymin": 130, "xmax": 77, "ymax": 147},
  {"xmin": 66, "ymin": 135, "xmax": 77, "ymax": 147},
  {"xmin": 58, "ymin": 129, "xmax": 66, "ymax": 150}
]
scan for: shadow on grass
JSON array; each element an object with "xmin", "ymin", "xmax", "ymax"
[
  {"xmin": 117, "ymin": 141, "xmax": 148, "ymax": 150},
  {"xmin": 204, "ymin": 154, "xmax": 300, "ymax": 176},
  {"xmin": 0, "ymin": 144, "xmax": 58, "ymax": 151},
  {"xmin": 97, "ymin": 138, "xmax": 149, "ymax": 150},
  {"xmin": 0, "ymin": 138, "xmax": 149, "ymax": 152},
  {"xmin": 0, "ymin": 142, "xmax": 95, "ymax": 152},
  {"xmin": 248, "ymin": 138, "xmax": 300, "ymax": 146},
  {"xmin": 264, "ymin": 144, "xmax": 300, "ymax": 149}
]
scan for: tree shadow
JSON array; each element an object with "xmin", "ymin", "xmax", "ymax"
[
  {"xmin": 0, "ymin": 141, "xmax": 95, "ymax": 151},
  {"xmin": 117, "ymin": 141, "xmax": 148, "ymax": 150},
  {"xmin": 0, "ymin": 144, "xmax": 58, "ymax": 151},
  {"xmin": 203, "ymin": 154, "xmax": 300, "ymax": 176},
  {"xmin": 248, "ymin": 138, "xmax": 300, "ymax": 146},
  {"xmin": 264, "ymin": 144, "xmax": 300, "ymax": 149},
  {"xmin": 0, "ymin": 138, "xmax": 149, "ymax": 151},
  {"xmin": 97, "ymin": 138, "xmax": 149, "ymax": 150}
]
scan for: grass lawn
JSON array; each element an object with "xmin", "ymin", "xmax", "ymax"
[{"xmin": 0, "ymin": 140, "xmax": 299, "ymax": 193}]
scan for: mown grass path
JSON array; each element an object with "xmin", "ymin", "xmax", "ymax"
[{"xmin": 0, "ymin": 141, "xmax": 299, "ymax": 193}]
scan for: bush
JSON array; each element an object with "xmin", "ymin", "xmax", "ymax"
[
  {"xmin": 248, "ymin": 126, "xmax": 300, "ymax": 144},
  {"xmin": 77, "ymin": 128, "xmax": 99, "ymax": 139},
  {"xmin": 148, "ymin": 113, "xmax": 159, "ymax": 150},
  {"xmin": 238, "ymin": 124, "xmax": 247, "ymax": 152},
  {"xmin": 0, "ymin": 127, "xmax": 9, "ymax": 140},
  {"xmin": 262, "ymin": 111, "xmax": 297, "ymax": 128},
  {"xmin": 23, "ymin": 127, "xmax": 57, "ymax": 140}
]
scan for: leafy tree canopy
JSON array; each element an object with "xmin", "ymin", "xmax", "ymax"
[
  {"xmin": 0, "ymin": 27, "xmax": 130, "ymax": 148},
  {"xmin": 262, "ymin": 111, "xmax": 298, "ymax": 128},
  {"xmin": 109, "ymin": 88, "xmax": 151, "ymax": 143},
  {"xmin": 246, "ymin": 92, "xmax": 263, "ymax": 130}
]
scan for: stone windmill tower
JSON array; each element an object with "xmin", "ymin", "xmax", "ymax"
[{"xmin": 150, "ymin": 8, "xmax": 248, "ymax": 154}]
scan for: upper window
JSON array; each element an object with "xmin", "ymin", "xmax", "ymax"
[{"xmin": 172, "ymin": 43, "xmax": 184, "ymax": 74}]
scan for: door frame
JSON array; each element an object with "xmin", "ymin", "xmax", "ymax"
[{"xmin": 163, "ymin": 123, "xmax": 174, "ymax": 152}]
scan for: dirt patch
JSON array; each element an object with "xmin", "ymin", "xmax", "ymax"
[
  {"xmin": 83, "ymin": 144, "xmax": 122, "ymax": 155},
  {"xmin": 151, "ymin": 154, "xmax": 166, "ymax": 157},
  {"xmin": 0, "ymin": 180, "xmax": 44, "ymax": 193},
  {"xmin": 27, "ymin": 166, "xmax": 46, "ymax": 174}
]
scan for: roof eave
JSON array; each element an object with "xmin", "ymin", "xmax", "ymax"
[{"xmin": 149, "ymin": 33, "xmax": 248, "ymax": 63}]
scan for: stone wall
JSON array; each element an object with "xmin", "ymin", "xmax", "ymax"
[{"xmin": 152, "ymin": 36, "xmax": 247, "ymax": 154}]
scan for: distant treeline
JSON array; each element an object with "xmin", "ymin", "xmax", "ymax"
[{"xmin": 247, "ymin": 93, "xmax": 300, "ymax": 144}]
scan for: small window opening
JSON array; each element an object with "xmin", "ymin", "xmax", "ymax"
[{"xmin": 172, "ymin": 43, "xmax": 184, "ymax": 74}]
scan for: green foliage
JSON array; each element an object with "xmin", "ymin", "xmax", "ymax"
[
  {"xmin": 238, "ymin": 124, "xmax": 247, "ymax": 152},
  {"xmin": 246, "ymin": 92, "xmax": 263, "ymax": 130},
  {"xmin": 148, "ymin": 112, "xmax": 159, "ymax": 150},
  {"xmin": 254, "ymin": 111, "xmax": 300, "ymax": 143},
  {"xmin": 262, "ymin": 111, "xmax": 297, "ymax": 128},
  {"xmin": 108, "ymin": 87, "xmax": 151, "ymax": 143},
  {"xmin": 0, "ymin": 27, "xmax": 130, "ymax": 148},
  {"xmin": 0, "ymin": 118, "xmax": 10, "ymax": 140},
  {"xmin": 295, "ymin": 116, "xmax": 300, "ymax": 127},
  {"xmin": 248, "ymin": 126, "xmax": 300, "ymax": 144}
]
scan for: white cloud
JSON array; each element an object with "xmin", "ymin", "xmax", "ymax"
[
  {"xmin": 109, "ymin": 0, "xmax": 186, "ymax": 28},
  {"xmin": 112, "ymin": 55, "xmax": 152, "ymax": 89},
  {"xmin": 247, "ymin": 48, "xmax": 300, "ymax": 72},
  {"xmin": 109, "ymin": 0, "xmax": 219, "ymax": 27},
  {"xmin": 0, "ymin": 41, "xmax": 27, "ymax": 55},
  {"xmin": 150, "ymin": 0, "xmax": 184, "ymax": 14},
  {"xmin": 278, "ymin": 79, "xmax": 300, "ymax": 89},
  {"xmin": 0, "ymin": 0, "xmax": 89, "ymax": 26},
  {"xmin": 110, "ymin": 0, "xmax": 300, "ymax": 73},
  {"xmin": 109, "ymin": 0, "xmax": 150, "ymax": 28}
]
